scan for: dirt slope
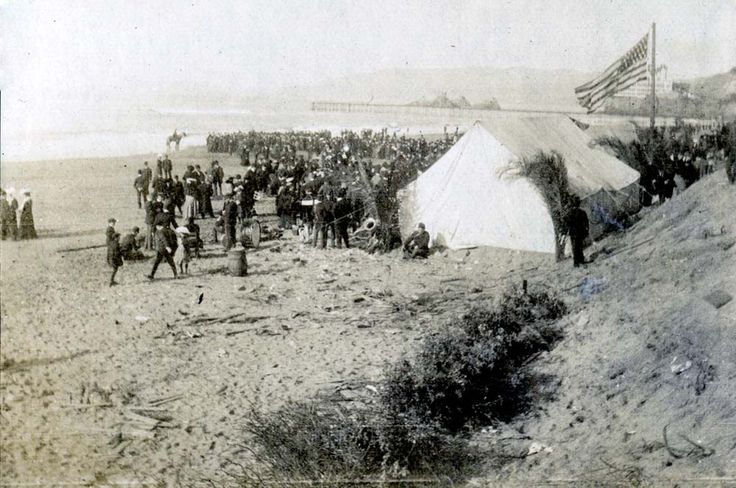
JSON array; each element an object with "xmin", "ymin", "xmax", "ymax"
[{"xmin": 479, "ymin": 171, "xmax": 736, "ymax": 485}]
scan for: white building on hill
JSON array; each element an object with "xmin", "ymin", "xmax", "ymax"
[{"xmin": 615, "ymin": 65, "xmax": 676, "ymax": 99}]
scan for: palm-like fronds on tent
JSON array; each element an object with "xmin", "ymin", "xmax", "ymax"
[{"xmin": 512, "ymin": 151, "xmax": 574, "ymax": 261}]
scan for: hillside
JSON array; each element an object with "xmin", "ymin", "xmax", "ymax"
[
  {"xmin": 684, "ymin": 67, "xmax": 736, "ymax": 103},
  {"xmin": 604, "ymin": 68, "xmax": 736, "ymax": 119},
  {"xmin": 477, "ymin": 170, "xmax": 736, "ymax": 484}
]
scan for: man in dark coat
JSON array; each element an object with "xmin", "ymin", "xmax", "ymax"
[
  {"xmin": 155, "ymin": 155, "xmax": 164, "ymax": 177},
  {"xmin": 565, "ymin": 197, "xmax": 589, "ymax": 268},
  {"xmin": 147, "ymin": 223, "xmax": 178, "ymax": 280},
  {"xmin": 403, "ymin": 222, "xmax": 430, "ymax": 259},
  {"xmin": 241, "ymin": 173, "xmax": 256, "ymax": 218},
  {"xmin": 223, "ymin": 194, "xmax": 239, "ymax": 250},
  {"xmin": 134, "ymin": 170, "xmax": 147, "ymax": 209},
  {"xmin": 312, "ymin": 198, "xmax": 328, "ymax": 249},
  {"xmin": 172, "ymin": 175, "xmax": 185, "ymax": 215},
  {"xmin": 198, "ymin": 178, "xmax": 215, "ymax": 218},
  {"xmin": 154, "ymin": 207, "xmax": 178, "ymax": 230},
  {"xmin": 144, "ymin": 195, "xmax": 162, "ymax": 250},
  {"xmin": 106, "ymin": 218, "xmax": 123, "ymax": 286},
  {"xmin": 333, "ymin": 188, "xmax": 352, "ymax": 249},
  {"xmin": 655, "ymin": 168, "xmax": 675, "ymax": 202},
  {"xmin": 639, "ymin": 163, "xmax": 657, "ymax": 207},
  {"xmin": 163, "ymin": 155, "xmax": 173, "ymax": 179},
  {"xmin": 142, "ymin": 161, "xmax": 153, "ymax": 193},
  {"xmin": 210, "ymin": 161, "xmax": 224, "ymax": 196}
]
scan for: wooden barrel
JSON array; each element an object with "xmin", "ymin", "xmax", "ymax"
[
  {"xmin": 227, "ymin": 249, "xmax": 247, "ymax": 276},
  {"xmin": 240, "ymin": 220, "xmax": 261, "ymax": 248}
]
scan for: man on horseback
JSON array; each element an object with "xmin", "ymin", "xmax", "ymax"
[{"xmin": 166, "ymin": 129, "xmax": 186, "ymax": 152}]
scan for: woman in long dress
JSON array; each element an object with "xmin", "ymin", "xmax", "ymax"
[
  {"xmin": 19, "ymin": 190, "xmax": 37, "ymax": 239},
  {"xmin": 181, "ymin": 178, "xmax": 199, "ymax": 220}
]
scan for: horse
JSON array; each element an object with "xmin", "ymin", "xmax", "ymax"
[{"xmin": 166, "ymin": 130, "xmax": 187, "ymax": 151}]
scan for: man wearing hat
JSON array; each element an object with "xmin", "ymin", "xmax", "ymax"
[
  {"xmin": 209, "ymin": 160, "xmax": 224, "ymax": 196},
  {"xmin": 403, "ymin": 222, "xmax": 430, "ymax": 259},
  {"xmin": 163, "ymin": 154, "xmax": 173, "ymax": 179},
  {"xmin": 148, "ymin": 222, "xmax": 178, "ymax": 280},
  {"xmin": 106, "ymin": 218, "xmax": 123, "ymax": 286}
]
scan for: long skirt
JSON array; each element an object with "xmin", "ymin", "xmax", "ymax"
[{"xmin": 182, "ymin": 195, "xmax": 199, "ymax": 219}]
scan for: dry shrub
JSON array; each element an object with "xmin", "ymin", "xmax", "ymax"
[
  {"xmin": 383, "ymin": 287, "xmax": 567, "ymax": 430},
  {"xmin": 236, "ymin": 287, "xmax": 566, "ymax": 485},
  {"xmin": 237, "ymin": 400, "xmax": 473, "ymax": 486}
]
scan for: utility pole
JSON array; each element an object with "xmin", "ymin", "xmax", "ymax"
[{"xmin": 650, "ymin": 22, "xmax": 656, "ymax": 130}]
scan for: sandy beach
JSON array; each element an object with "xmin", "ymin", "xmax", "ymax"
[{"xmin": 1, "ymin": 146, "xmax": 734, "ymax": 486}]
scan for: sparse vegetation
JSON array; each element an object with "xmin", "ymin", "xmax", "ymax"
[{"xmin": 235, "ymin": 287, "xmax": 567, "ymax": 485}]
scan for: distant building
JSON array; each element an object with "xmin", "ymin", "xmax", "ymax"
[{"xmin": 615, "ymin": 65, "xmax": 675, "ymax": 99}]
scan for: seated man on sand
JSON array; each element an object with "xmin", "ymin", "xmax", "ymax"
[
  {"xmin": 403, "ymin": 222, "xmax": 430, "ymax": 259},
  {"xmin": 120, "ymin": 226, "xmax": 146, "ymax": 260}
]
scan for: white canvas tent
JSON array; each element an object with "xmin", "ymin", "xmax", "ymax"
[{"xmin": 398, "ymin": 115, "xmax": 641, "ymax": 253}]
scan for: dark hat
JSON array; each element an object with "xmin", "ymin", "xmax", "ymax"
[
  {"xmin": 108, "ymin": 218, "xmax": 117, "ymax": 223},
  {"xmin": 418, "ymin": 222, "xmax": 425, "ymax": 229},
  {"xmin": 132, "ymin": 226, "xmax": 140, "ymax": 233}
]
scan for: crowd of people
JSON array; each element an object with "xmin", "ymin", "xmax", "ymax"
[
  {"xmin": 600, "ymin": 122, "xmax": 736, "ymax": 205},
  {"xmin": 107, "ymin": 122, "xmax": 735, "ymax": 283},
  {"xmin": 206, "ymin": 128, "xmax": 458, "ymax": 227},
  {"xmin": 112, "ymin": 129, "xmax": 458, "ymax": 283},
  {"xmin": 1, "ymin": 187, "xmax": 36, "ymax": 241}
]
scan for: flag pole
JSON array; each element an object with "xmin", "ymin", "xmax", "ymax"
[{"xmin": 650, "ymin": 22, "xmax": 656, "ymax": 130}]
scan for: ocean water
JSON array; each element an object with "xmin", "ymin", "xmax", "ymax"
[{"xmin": 2, "ymin": 106, "xmax": 480, "ymax": 163}]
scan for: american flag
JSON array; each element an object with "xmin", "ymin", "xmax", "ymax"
[{"xmin": 575, "ymin": 33, "xmax": 649, "ymax": 113}]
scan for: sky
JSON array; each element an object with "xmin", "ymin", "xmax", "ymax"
[{"xmin": 1, "ymin": 0, "xmax": 735, "ymax": 123}]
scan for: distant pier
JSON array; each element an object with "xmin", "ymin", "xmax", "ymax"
[{"xmin": 310, "ymin": 101, "xmax": 718, "ymax": 128}]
